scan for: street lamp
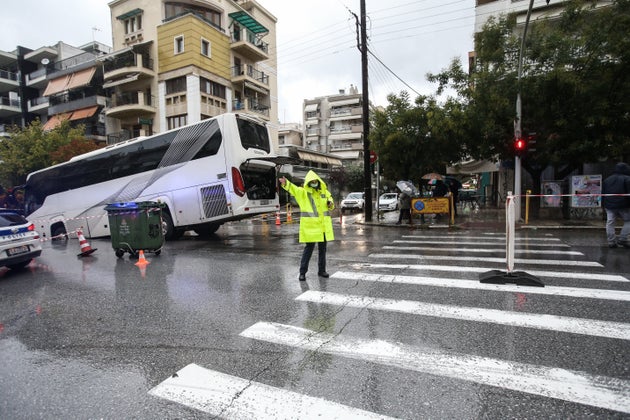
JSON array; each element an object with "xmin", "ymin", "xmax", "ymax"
[{"xmin": 514, "ymin": 0, "xmax": 549, "ymax": 220}]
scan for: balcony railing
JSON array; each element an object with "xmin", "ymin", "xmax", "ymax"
[
  {"xmin": 107, "ymin": 128, "xmax": 138, "ymax": 145},
  {"xmin": 26, "ymin": 67, "xmax": 47, "ymax": 82},
  {"xmin": 114, "ymin": 91, "xmax": 154, "ymax": 107},
  {"xmin": 231, "ymin": 64, "xmax": 269, "ymax": 85},
  {"xmin": 0, "ymin": 69, "xmax": 19, "ymax": 82},
  {"xmin": 233, "ymin": 97, "xmax": 269, "ymax": 117},
  {"xmin": 0, "ymin": 96, "xmax": 20, "ymax": 107},
  {"xmin": 231, "ymin": 28, "xmax": 269, "ymax": 54},
  {"xmin": 103, "ymin": 51, "xmax": 153, "ymax": 73}
]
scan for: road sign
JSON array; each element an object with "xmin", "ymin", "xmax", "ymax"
[{"xmin": 369, "ymin": 151, "xmax": 377, "ymax": 164}]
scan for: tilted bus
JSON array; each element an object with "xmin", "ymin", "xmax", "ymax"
[{"xmin": 24, "ymin": 113, "xmax": 288, "ymax": 240}]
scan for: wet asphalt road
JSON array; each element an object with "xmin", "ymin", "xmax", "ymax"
[{"xmin": 0, "ymin": 212, "xmax": 629, "ymax": 419}]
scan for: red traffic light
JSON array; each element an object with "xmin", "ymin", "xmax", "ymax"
[{"xmin": 514, "ymin": 137, "xmax": 527, "ymax": 156}]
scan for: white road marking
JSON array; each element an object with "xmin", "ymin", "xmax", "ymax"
[
  {"xmin": 394, "ymin": 239, "xmax": 570, "ymax": 247},
  {"xmin": 296, "ymin": 290, "xmax": 630, "ymax": 340},
  {"xmin": 149, "ymin": 363, "xmax": 397, "ymax": 419},
  {"xmin": 383, "ymin": 245, "xmax": 582, "ymax": 255},
  {"xmin": 402, "ymin": 235, "xmax": 562, "ymax": 242},
  {"xmin": 240, "ymin": 322, "xmax": 630, "ymax": 414},
  {"xmin": 331, "ymin": 271, "xmax": 630, "ymax": 302},
  {"xmin": 369, "ymin": 253, "xmax": 602, "ymax": 267},
  {"xmin": 357, "ymin": 263, "xmax": 629, "ymax": 283}
]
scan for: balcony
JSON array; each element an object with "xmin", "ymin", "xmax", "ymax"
[
  {"xmin": 28, "ymin": 96, "xmax": 49, "ymax": 114},
  {"xmin": 231, "ymin": 27, "xmax": 269, "ymax": 62},
  {"xmin": 106, "ymin": 91, "xmax": 156, "ymax": 118},
  {"xmin": 102, "ymin": 47, "xmax": 155, "ymax": 86},
  {"xmin": 0, "ymin": 69, "xmax": 19, "ymax": 92},
  {"xmin": 26, "ymin": 67, "xmax": 50, "ymax": 88},
  {"xmin": 0, "ymin": 96, "xmax": 20, "ymax": 117},
  {"xmin": 233, "ymin": 97, "xmax": 269, "ymax": 119},
  {"xmin": 231, "ymin": 64, "xmax": 269, "ymax": 93}
]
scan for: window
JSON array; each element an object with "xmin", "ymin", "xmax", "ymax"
[
  {"xmin": 167, "ymin": 115, "xmax": 188, "ymax": 130},
  {"xmin": 166, "ymin": 76, "xmax": 187, "ymax": 94},
  {"xmin": 119, "ymin": 9, "xmax": 143, "ymax": 34},
  {"xmin": 165, "ymin": 2, "xmax": 222, "ymax": 30},
  {"xmin": 174, "ymin": 35, "xmax": 184, "ymax": 54},
  {"xmin": 201, "ymin": 38, "xmax": 211, "ymax": 57},
  {"xmin": 199, "ymin": 77, "xmax": 226, "ymax": 99}
]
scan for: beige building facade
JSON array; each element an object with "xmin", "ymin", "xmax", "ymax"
[{"xmin": 104, "ymin": 0, "xmax": 278, "ymax": 144}]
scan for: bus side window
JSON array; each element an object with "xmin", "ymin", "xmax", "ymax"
[{"xmin": 193, "ymin": 129, "xmax": 222, "ymax": 160}]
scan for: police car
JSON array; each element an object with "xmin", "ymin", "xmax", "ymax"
[{"xmin": 0, "ymin": 210, "xmax": 42, "ymax": 270}]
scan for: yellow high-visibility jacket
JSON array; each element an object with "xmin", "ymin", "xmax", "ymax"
[{"xmin": 282, "ymin": 170, "xmax": 335, "ymax": 243}]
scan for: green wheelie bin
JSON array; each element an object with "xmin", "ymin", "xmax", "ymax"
[{"xmin": 105, "ymin": 201, "xmax": 165, "ymax": 258}]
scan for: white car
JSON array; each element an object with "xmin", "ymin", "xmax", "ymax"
[
  {"xmin": 377, "ymin": 193, "xmax": 398, "ymax": 211},
  {"xmin": 0, "ymin": 210, "xmax": 42, "ymax": 270},
  {"xmin": 340, "ymin": 192, "xmax": 365, "ymax": 213}
]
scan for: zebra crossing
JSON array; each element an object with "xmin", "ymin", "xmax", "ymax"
[{"xmin": 151, "ymin": 231, "xmax": 630, "ymax": 417}]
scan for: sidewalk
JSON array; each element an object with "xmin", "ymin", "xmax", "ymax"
[{"xmin": 362, "ymin": 206, "xmax": 607, "ymax": 231}]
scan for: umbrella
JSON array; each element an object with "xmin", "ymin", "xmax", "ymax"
[
  {"xmin": 421, "ymin": 173, "xmax": 444, "ymax": 181},
  {"xmin": 396, "ymin": 180, "xmax": 419, "ymax": 196}
]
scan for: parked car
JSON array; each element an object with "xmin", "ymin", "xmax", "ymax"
[
  {"xmin": 0, "ymin": 210, "xmax": 42, "ymax": 270},
  {"xmin": 377, "ymin": 192, "xmax": 399, "ymax": 211},
  {"xmin": 340, "ymin": 192, "xmax": 365, "ymax": 213}
]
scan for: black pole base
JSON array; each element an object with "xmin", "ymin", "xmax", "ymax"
[{"xmin": 479, "ymin": 270, "xmax": 544, "ymax": 287}]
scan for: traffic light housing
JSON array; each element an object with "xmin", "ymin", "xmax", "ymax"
[{"xmin": 514, "ymin": 137, "xmax": 527, "ymax": 157}]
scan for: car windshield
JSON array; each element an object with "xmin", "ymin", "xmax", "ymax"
[
  {"xmin": 0, "ymin": 212, "xmax": 28, "ymax": 227},
  {"xmin": 346, "ymin": 193, "xmax": 363, "ymax": 199},
  {"xmin": 381, "ymin": 194, "xmax": 397, "ymax": 200}
]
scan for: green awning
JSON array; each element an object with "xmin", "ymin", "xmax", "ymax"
[
  {"xmin": 229, "ymin": 11, "xmax": 268, "ymax": 34},
  {"xmin": 117, "ymin": 8, "xmax": 143, "ymax": 20}
]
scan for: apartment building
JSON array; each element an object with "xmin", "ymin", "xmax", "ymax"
[
  {"xmin": 475, "ymin": 0, "xmax": 613, "ymax": 32},
  {"xmin": 303, "ymin": 84, "xmax": 363, "ymax": 163},
  {"xmin": 103, "ymin": 0, "xmax": 278, "ymax": 144},
  {"xmin": 0, "ymin": 41, "xmax": 111, "ymax": 141}
]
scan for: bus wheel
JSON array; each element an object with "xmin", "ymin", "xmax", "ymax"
[
  {"xmin": 51, "ymin": 224, "xmax": 68, "ymax": 241},
  {"xmin": 194, "ymin": 223, "xmax": 220, "ymax": 237},
  {"xmin": 161, "ymin": 212, "xmax": 175, "ymax": 240}
]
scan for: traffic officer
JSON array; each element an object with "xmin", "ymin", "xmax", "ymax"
[{"xmin": 279, "ymin": 170, "xmax": 335, "ymax": 281}]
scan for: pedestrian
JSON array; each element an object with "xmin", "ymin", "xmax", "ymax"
[
  {"xmin": 602, "ymin": 162, "xmax": 630, "ymax": 248},
  {"xmin": 446, "ymin": 177, "xmax": 462, "ymax": 216},
  {"xmin": 396, "ymin": 189, "xmax": 412, "ymax": 225},
  {"xmin": 279, "ymin": 170, "xmax": 335, "ymax": 281}
]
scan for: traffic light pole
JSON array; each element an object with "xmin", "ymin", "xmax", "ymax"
[{"xmin": 514, "ymin": 0, "xmax": 536, "ymax": 221}]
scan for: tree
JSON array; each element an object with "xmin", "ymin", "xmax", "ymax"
[
  {"xmin": 429, "ymin": 0, "xmax": 630, "ymax": 174},
  {"xmin": 0, "ymin": 119, "xmax": 101, "ymax": 186},
  {"xmin": 370, "ymin": 92, "xmax": 465, "ymax": 183}
]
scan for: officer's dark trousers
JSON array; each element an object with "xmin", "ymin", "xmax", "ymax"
[{"xmin": 300, "ymin": 236, "xmax": 327, "ymax": 275}]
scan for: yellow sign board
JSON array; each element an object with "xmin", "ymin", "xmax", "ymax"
[{"xmin": 411, "ymin": 197, "xmax": 450, "ymax": 214}]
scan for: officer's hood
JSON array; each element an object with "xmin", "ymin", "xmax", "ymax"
[
  {"xmin": 614, "ymin": 162, "xmax": 630, "ymax": 176},
  {"xmin": 304, "ymin": 170, "xmax": 328, "ymax": 191}
]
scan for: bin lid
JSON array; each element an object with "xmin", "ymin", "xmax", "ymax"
[{"xmin": 105, "ymin": 202, "xmax": 138, "ymax": 211}]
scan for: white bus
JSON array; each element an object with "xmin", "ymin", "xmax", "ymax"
[{"xmin": 25, "ymin": 113, "xmax": 288, "ymax": 240}]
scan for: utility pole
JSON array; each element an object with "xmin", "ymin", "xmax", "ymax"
[
  {"xmin": 515, "ymin": 0, "xmax": 550, "ymax": 220},
  {"xmin": 360, "ymin": 0, "xmax": 372, "ymax": 221}
]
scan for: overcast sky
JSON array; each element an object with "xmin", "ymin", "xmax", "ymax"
[{"xmin": 0, "ymin": 0, "xmax": 475, "ymax": 125}]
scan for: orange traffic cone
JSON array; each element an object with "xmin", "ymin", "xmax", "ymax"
[
  {"xmin": 287, "ymin": 209, "xmax": 292, "ymax": 224},
  {"xmin": 76, "ymin": 227, "xmax": 97, "ymax": 257},
  {"xmin": 275, "ymin": 212, "xmax": 281, "ymax": 226},
  {"xmin": 135, "ymin": 250, "xmax": 150, "ymax": 266}
]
